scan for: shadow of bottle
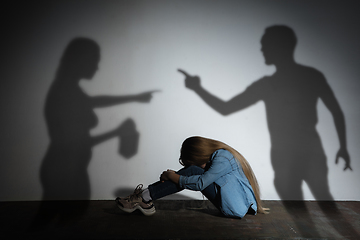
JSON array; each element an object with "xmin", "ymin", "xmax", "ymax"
[{"xmin": 118, "ymin": 118, "xmax": 139, "ymax": 159}]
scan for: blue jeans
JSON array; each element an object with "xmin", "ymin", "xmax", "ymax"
[{"xmin": 147, "ymin": 165, "xmax": 221, "ymax": 208}]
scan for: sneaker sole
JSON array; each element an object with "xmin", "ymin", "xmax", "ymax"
[{"xmin": 116, "ymin": 202, "xmax": 156, "ymax": 216}]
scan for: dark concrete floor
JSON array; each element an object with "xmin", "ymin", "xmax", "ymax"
[{"xmin": 0, "ymin": 200, "xmax": 359, "ymax": 239}]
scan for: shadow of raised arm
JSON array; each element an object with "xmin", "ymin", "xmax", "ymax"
[{"xmin": 178, "ymin": 69, "xmax": 260, "ymax": 116}]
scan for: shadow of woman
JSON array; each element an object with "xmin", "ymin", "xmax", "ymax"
[
  {"xmin": 32, "ymin": 38, "xmax": 158, "ymax": 228},
  {"xmin": 179, "ymin": 25, "xmax": 358, "ymax": 238}
]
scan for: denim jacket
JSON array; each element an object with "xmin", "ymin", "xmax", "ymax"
[{"xmin": 178, "ymin": 149, "xmax": 257, "ymax": 218}]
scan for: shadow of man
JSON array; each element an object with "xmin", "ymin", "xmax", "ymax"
[
  {"xmin": 32, "ymin": 38, "xmax": 158, "ymax": 228},
  {"xmin": 179, "ymin": 25, "xmax": 357, "ymax": 238}
]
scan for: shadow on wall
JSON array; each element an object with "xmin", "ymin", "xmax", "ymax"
[
  {"xmin": 32, "ymin": 38, "xmax": 158, "ymax": 227},
  {"xmin": 179, "ymin": 25, "xmax": 358, "ymax": 238}
]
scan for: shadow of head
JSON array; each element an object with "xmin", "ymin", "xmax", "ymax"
[
  {"xmin": 60, "ymin": 37, "xmax": 100, "ymax": 80},
  {"xmin": 261, "ymin": 25, "xmax": 297, "ymax": 65}
]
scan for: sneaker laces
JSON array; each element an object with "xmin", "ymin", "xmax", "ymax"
[{"xmin": 126, "ymin": 184, "xmax": 144, "ymax": 201}]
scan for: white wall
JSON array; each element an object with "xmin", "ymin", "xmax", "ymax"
[{"xmin": 1, "ymin": 0, "xmax": 359, "ymax": 201}]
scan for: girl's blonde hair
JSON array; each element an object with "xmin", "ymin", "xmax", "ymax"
[{"xmin": 179, "ymin": 136, "xmax": 267, "ymax": 214}]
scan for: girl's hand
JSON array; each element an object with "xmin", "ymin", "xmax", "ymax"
[{"xmin": 160, "ymin": 169, "xmax": 176, "ymax": 182}]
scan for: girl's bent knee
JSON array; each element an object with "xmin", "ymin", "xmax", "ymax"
[{"xmin": 177, "ymin": 165, "xmax": 204, "ymax": 176}]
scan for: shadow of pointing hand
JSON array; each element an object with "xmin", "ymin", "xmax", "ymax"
[
  {"xmin": 335, "ymin": 148, "xmax": 352, "ymax": 171},
  {"xmin": 178, "ymin": 69, "xmax": 201, "ymax": 90},
  {"xmin": 135, "ymin": 90, "xmax": 161, "ymax": 103}
]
